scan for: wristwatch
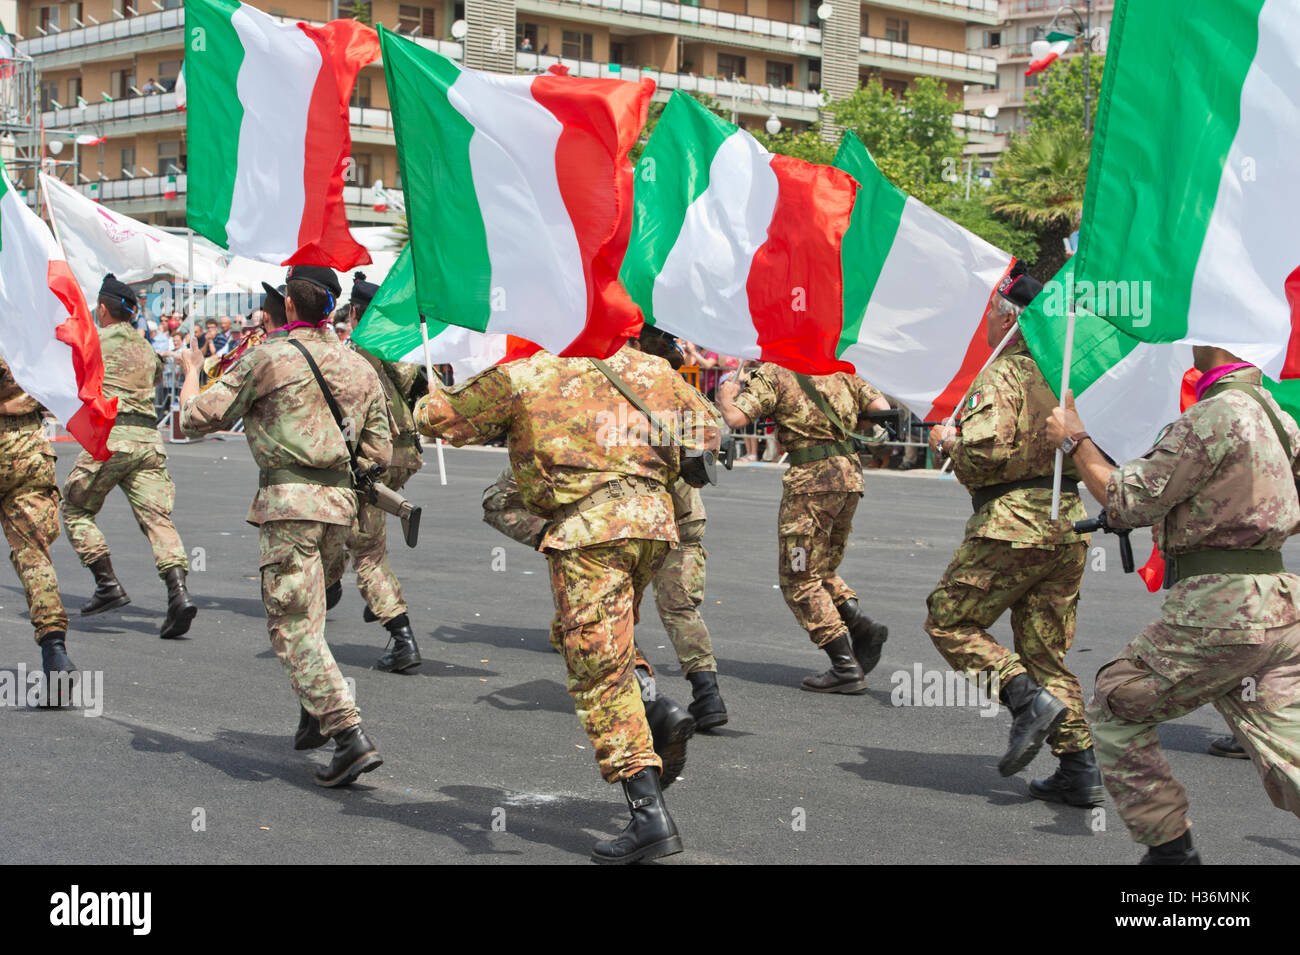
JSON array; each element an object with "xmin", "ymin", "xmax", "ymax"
[{"xmin": 1060, "ymin": 431, "xmax": 1090, "ymax": 456}]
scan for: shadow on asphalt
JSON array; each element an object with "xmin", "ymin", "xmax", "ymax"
[
  {"xmin": 838, "ymin": 745, "xmax": 1026, "ymax": 805},
  {"xmin": 431, "ymin": 622, "xmax": 555, "ymax": 656},
  {"xmin": 475, "ymin": 677, "xmax": 572, "ymax": 715},
  {"xmin": 1244, "ymin": 835, "xmax": 1300, "ymax": 859}
]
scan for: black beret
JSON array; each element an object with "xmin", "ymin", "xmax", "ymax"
[
  {"xmin": 349, "ymin": 271, "xmax": 380, "ymax": 309},
  {"xmin": 996, "ymin": 260, "xmax": 1043, "ymax": 308},
  {"xmin": 99, "ymin": 273, "xmax": 137, "ymax": 311},
  {"xmin": 284, "ymin": 264, "xmax": 342, "ymax": 300}
]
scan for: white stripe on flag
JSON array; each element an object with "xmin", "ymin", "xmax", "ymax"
[
  {"xmin": 449, "ymin": 70, "xmax": 587, "ymax": 344},
  {"xmin": 1078, "ymin": 340, "xmax": 1195, "ymax": 465},
  {"xmin": 228, "ymin": 7, "xmax": 318, "ymax": 262},
  {"xmin": 1185, "ymin": 0, "xmax": 1300, "ymax": 376},
  {"xmin": 651, "ymin": 131, "xmax": 776, "ymax": 359}
]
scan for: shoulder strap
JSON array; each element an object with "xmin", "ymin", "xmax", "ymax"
[
  {"xmin": 589, "ymin": 358, "xmax": 681, "ymax": 467},
  {"xmin": 1205, "ymin": 381, "xmax": 1293, "ymax": 461},
  {"xmin": 287, "ymin": 338, "xmax": 360, "ymax": 474},
  {"xmin": 792, "ymin": 372, "xmax": 874, "ymax": 443}
]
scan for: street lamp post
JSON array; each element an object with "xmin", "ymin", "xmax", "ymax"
[{"xmin": 1031, "ymin": 2, "xmax": 1093, "ymax": 134}]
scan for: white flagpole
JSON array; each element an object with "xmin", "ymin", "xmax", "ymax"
[
  {"xmin": 420, "ymin": 313, "xmax": 447, "ymax": 486},
  {"xmin": 1050, "ymin": 300, "xmax": 1077, "ymax": 521}
]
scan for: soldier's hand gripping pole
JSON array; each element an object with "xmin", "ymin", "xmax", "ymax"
[
  {"xmin": 1073, "ymin": 510, "xmax": 1134, "ymax": 573},
  {"xmin": 354, "ymin": 464, "xmax": 423, "ymax": 548}
]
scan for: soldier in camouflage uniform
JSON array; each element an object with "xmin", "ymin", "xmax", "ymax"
[
  {"xmin": 1049, "ymin": 347, "xmax": 1300, "ymax": 864},
  {"xmin": 416, "ymin": 341, "xmax": 719, "ymax": 864},
  {"xmin": 0, "ymin": 355, "xmax": 75, "ymax": 694},
  {"xmin": 925, "ymin": 268, "xmax": 1098, "ymax": 795},
  {"xmin": 323, "ymin": 273, "xmax": 424, "ymax": 673},
  {"xmin": 62, "ymin": 275, "xmax": 197, "ymax": 639},
  {"xmin": 717, "ymin": 362, "xmax": 891, "ymax": 693},
  {"xmin": 180, "ymin": 266, "xmax": 391, "ymax": 788}
]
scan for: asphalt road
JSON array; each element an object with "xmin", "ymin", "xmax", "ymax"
[{"xmin": 2, "ymin": 439, "xmax": 1296, "ymax": 865}]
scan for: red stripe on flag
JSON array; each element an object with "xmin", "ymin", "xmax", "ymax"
[
  {"xmin": 47, "ymin": 259, "xmax": 117, "ymax": 461},
  {"xmin": 530, "ymin": 75, "xmax": 655, "ymax": 359},
  {"xmin": 1281, "ymin": 263, "xmax": 1300, "ymax": 378},
  {"xmin": 1024, "ymin": 51, "xmax": 1060, "ymax": 76},
  {"xmin": 287, "ymin": 19, "xmax": 379, "ymax": 271},
  {"xmin": 497, "ymin": 335, "xmax": 543, "ymax": 365},
  {"xmin": 746, "ymin": 155, "xmax": 856, "ymax": 375},
  {"xmin": 922, "ymin": 257, "xmax": 1013, "ymax": 421}
]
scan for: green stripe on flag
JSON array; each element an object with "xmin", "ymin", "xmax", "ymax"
[
  {"xmin": 832, "ymin": 132, "xmax": 906, "ymax": 359},
  {"xmin": 352, "ymin": 244, "xmax": 460, "ymax": 360},
  {"xmin": 1045, "ymin": 31, "xmax": 1075, "ymax": 42},
  {"xmin": 1072, "ymin": 0, "xmax": 1266, "ymax": 340},
  {"xmin": 380, "ymin": 26, "xmax": 493, "ymax": 331},
  {"xmin": 620, "ymin": 91, "xmax": 734, "ymax": 328},
  {"xmin": 184, "ymin": 0, "xmax": 246, "ymax": 250}
]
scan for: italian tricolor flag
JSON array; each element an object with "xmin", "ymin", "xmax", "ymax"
[
  {"xmin": 381, "ymin": 27, "xmax": 652, "ymax": 359},
  {"xmin": 622, "ymin": 92, "xmax": 859, "ymax": 375},
  {"xmin": 1025, "ymin": 32, "xmax": 1073, "ymax": 76},
  {"xmin": 1021, "ymin": 0, "xmax": 1300, "ymax": 464},
  {"xmin": 0, "ymin": 161, "xmax": 116, "ymax": 459},
  {"xmin": 184, "ymin": 0, "xmax": 377, "ymax": 269}
]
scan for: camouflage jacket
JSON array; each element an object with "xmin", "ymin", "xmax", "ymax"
[
  {"xmin": 182, "ymin": 327, "xmax": 391, "ymax": 526},
  {"xmin": 354, "ymin": 345, "xmax": 424, "ymax": 474},
  {"xmin": 950, "ymin": 338, "xmax": 1085, "ymax": 546},
  {"xmin": 732, "ymin": 364, "xmax": 881, "ymax": 494},
  {"xmin": 0, "ymin": 354, "xmax": 40, "ymax": 418},
  {"xmin": 1106, "ymin": 366, "xmax": 1300, "ymax": 629},
  {"xmin": 0, "ymin": 356, "xmax": 52, "ymax": 463},
  {"xmin": 415, "ymin": 344, "xmax": 719, "ymax": 551},
  {"xmin": 100, "ymin": 321, "xmax": 163, "ymax": 451}
]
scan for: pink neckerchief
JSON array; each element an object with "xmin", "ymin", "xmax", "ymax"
[
  {"xmin": 280, "ymin": 320, "xmax": 328, "ymax": 333},
  {"xmin": 1193, "ymin": 362, "xmax": 1255, "ymax": 402}
]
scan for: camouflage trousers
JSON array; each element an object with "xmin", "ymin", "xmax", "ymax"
[
  {"xmin": 62, "ymin": 443, "xmax": 188, "ymax": 577},
  {"xmin": 1089, "ymin": 620, "xmax": 1300, "ymax": 846},
  {"xmin": 547, "ymin": 539, "xmax": 670, "ymax": 783},
  {"xmin": 777, "ymin": 490, "xmax": 860, "ymax": 648},
  {"xmin": 654, "ymin": 519, "xmax": 715, "ymax": 674},
  {"xmin": 0, "ymin": 429, "xmax": 68, "ymax": 642},
  {"xmin": 925, "ymin": 537, "xmax": 1091, "ymax": 755},
  {"xmin": 324, "ymin": 466, "xmax": 417, "ymax": 624},
  {"xmin": 259, "ymin": 519, "xmax": 359, "ymax": 737}
]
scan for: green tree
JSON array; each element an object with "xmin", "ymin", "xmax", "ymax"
[
  {"xmin": 985, "ymin": 125, "xmax": 1090, "ymax": 281},
  {"xmin": 751, "ymin": 125, "xmax": 835, "ymax": 165},
  {"xmin": 1025, "ymin": 53, "xmax": 1104, "ymax": 133}
]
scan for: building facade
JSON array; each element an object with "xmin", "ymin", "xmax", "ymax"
[{"xmin": 9, "ymin": 0, "xmax": 1000, "ymax": 225}]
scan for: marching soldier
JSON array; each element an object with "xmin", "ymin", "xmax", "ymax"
[
  {"xmin": 62, "ymin": 275, "xmax": 196, "ymax": 639},
  {"xmin": 415, "ymin": 339, "xmax": 719, "ymax": 864},
  {"xmin": 924, "ymin": 267, "xmax": 1099, "ymax": 795},
  {"xmin": 179, "ymin": 266, "xmax": 392, "ymax": 787},
  {"xmin": 0, "ymin": 355, "xmax": 75, "ymax": 697},
  {"xmin": 716, "ymin": 363, "xmax": 891, "ymax": 693},
  {"xmin": 323, "ymin": 272, "xmax": 424, "ymax": 673},
  {"xmin": 1048, "ymin": 347, "xmax": 1300, "ymax": 864}
]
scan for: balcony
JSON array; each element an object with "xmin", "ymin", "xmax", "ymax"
[
  {"xmin": 864, "ymin": 0, "xmax": 999, "ymax": 23},
  {"xmin": 1005, "ymin": 0, "xmax": 1115, "ymax": 17},
  {"xmin": 859, "ymin": 36, "xmax": 996, "ymax": 84},
  {"xmin": 17, "ymin": 9, "xmax": 184, "ymax": 67}
]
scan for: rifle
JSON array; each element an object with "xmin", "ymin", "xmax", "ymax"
[{"xmin": 1074, "ymin": 510, "xmax": 1134, "ymax": 573}]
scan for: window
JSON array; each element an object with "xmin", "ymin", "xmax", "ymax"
[
  {"xmin": 860, "ymin": 11, "xmax": 868, "ymax": 37},
  {"xmin": 352, "ymin": 152, "xmax": 374, "ymax": 186},
  {"xmin": 338, "ymin": 0, "xmax": 372, "ymax": 21},
  {"xmin": 40, "ymin": 80, "xmax": 59, "ymax": 111},
  {"xmin": 38, "ymin": 6, "xmax": 59, "ymax": 30},
  {"xmin": 984, "ymin": 30, "xmax": 1001, "ymax": 48},
  {"xmin": 158, "ymin": 60, "xmax": 181, "ymax": 91},
  {"xmin": 114, "ymin": 0, "xmax": 135, "ymax": 19},
  {"xmin": 882, "ymin": 78, "xmax": 909, "ymax": 100},
  {"xmin": 807, "ymin": 57, "xmax": 821, "ymax": 90},
  {"xmin": 70, "ymin": 3, "xmax": 84, "ymax": 24},
  {"xmin": 352, "ymin": 75, "xmax": 372, "ymax": 108},
  {"xmin": 157, "ymin": 140, "xmax": 185, "ymax": 175},
  {"xmin": 610, "ymin": 41, "xmax": 625, "ymax": 65},
  {"xmin": 162, "ymin": 0, "xmax": 181, "ymax": 8},
  {"xmin": 561, "ymin": 30, "xmax": 593, "ymax": 60},
  {"xmin": 517, "ymin": 21, "xmax": 540, "ymax": 50},
  {"xmin": 884, "ymin": 17, "xmax": 909, "ymax": 43},
  {"xmin": 111, "ymin": 69, "xmax": 136, "ymax": 99},
  {"xmin": 67, "ymin": 77, "xmax": 82, "ymax": 105},
  {"xmin": 398, "ymin": 5, "xmax": 436, "ymax": 36},
  {"xmin": 120, "ymin": 147, "xmax": 136, "ymax": 177},
  {"xmin": 765, "ymin": 61, "xmax": 792, "ymax": 87},
  {"xmin": 716, "ymin": 52, "xmax": 746, "ymax": 79}
]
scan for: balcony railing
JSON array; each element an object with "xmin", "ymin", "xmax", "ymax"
[
  {"xmin": 42, "ymin": 91, "xmax": 182, "ymax": 129},
  {"xmin": 46, "ymin": 173, "xmax": 390, "ymax": 211},
  {"xmin": 522, "ymin": 0, "xmax": 821, "ymax": 44},
  {"xmin": 18, "ymin": 8, "xmax": 183, "ymax": 56},
  {"xmin": 951, "ymin": 113, "xmax": 996, "ymax": 133},
  {"xmin": 859, "ymin": 36, "xmax": 996, "ymax": 75}
]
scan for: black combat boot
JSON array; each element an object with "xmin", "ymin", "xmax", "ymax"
[
  {"xmin": 636, "ymin": 668, "xmax": 695, "ymax": 789},
  {"xmin": 375, "ymin": 614, "xmax": 422, "ymax": 673},
  {"xmin": 801, "ymin": 635, "xmax": 868, "ymax": 694},
  {"xmin": 1208, "ymin": 735, "xmax": 1249, "ymax": 759},
  {"xmin": 324, "ymin": 581, "xmax": 342, "ymax": 611},
  {"xmin": 294, "ymin": 705, "xmax": 329, "ymax": 750},
  {"xmin": 1029, "ymin": 746, "xmax": 1106, "ymax": 806},
  {"xmin": 590, "ymin": 768, "xmax": 683, "ymax": 865},
  {"xmin": 999, "ymin": 673, "xmax": 1067, "ymax": 777},
  {"xmin": 837, "ymin": 598, "xmax": 889, "ymax": 675},
  {"xmin": 1139, "ymin": 830, "xmax": 1202, "ymax": 865},
  {"xmin": 38, "ymin": 631, "xmax": 76, "ymax": 708},
  {"xmin": 314, "ymin": 725, "xmax": 383, "ymax": 787},
  {"xmin": 159, "ymin": 568, "xmax": 197, "ymax": 639},
  {"xmin": 685, "ymin": 670, "xmax": 729, "ymax": 732},
  {"xmin": 80, "ymin": 556, "xmax": 129, "ymax": 615}
]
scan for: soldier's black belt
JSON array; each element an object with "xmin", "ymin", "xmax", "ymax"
[
  {"xmin": 785, "ymin": 439, "xmax": 858, "ymax": 466},
  {"xmin": 1165, "ymin": 548, "xmax": 1285, "ymax": 587},
  {"xmin": 113, "ymin": 412, "xmax": 159, "ymax": 430},
  {"xmin": 971, "ymin": 477, "xmax": 1078, "ymax": 514},
  {"xmin": 550, "ymin": 476, "xmax": 666, "ymax": 523},
  {"xmin": 0, "ymin": 411, "xmax": 42, "ymax": 431},
  {"xmin": 259, "ymin": 466, "xmax": 353, "ymax": 489}
]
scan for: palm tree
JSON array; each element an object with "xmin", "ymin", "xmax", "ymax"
[{"xmin": 986, "ymin": 126, "xmax": 1090, "ymax": 282}]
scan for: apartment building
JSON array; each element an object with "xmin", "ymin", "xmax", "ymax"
[
  {"xmin": 8, "ymin": 0, "xmax": 1001, "ymax": 226},
  {"xmin": 964, "ymin": 0, "xmax": 1112, "ymax": 156}
]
